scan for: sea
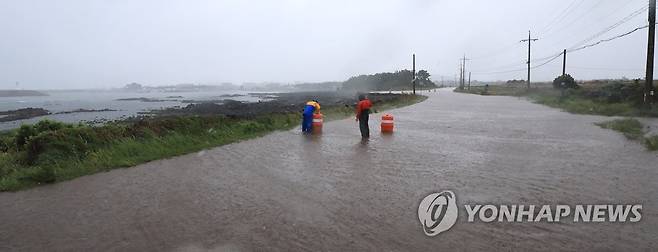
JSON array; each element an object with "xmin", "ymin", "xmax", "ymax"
[{"xmin": 0, "ymin": 89, "xmax": 275, "ymax": 131}]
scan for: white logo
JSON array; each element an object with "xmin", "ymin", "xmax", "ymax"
[{"xmin": 418, "ymin": 190, "xmax": 458, "ymax": 236}]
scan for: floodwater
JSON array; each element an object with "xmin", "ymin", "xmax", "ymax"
[
  {"xmin": 1, "ymin": 89, "xmax": 657, "ymax": 251},
  {"xmin": 0, "ymin": 90, "xmax": 270, "ymax": 130}
]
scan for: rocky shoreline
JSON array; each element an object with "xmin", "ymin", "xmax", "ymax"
[
  {"xmin": 151, "ymin": 92, "xmax": 402, "ymax": 118},
  {"xmin": 1, "ymin": 91, "xmax": 406, "ymax": 124},
  {"xmin": 0, "ymin": 90, "xmax": 48, "ymax": 97},
  {"xmin": 0, "ymin": 108, "xmax": 118, "ymax": 123},
  {"xmin": 0, "ymin": 108, "xmax": 50, "ymax": 122}
]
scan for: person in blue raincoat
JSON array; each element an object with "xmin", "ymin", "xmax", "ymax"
[{"xmin": 302, "ymin": 100, "xmax": 320, "ymax": 134}]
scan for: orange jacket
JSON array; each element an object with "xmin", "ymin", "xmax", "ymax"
[{"xmin": 355, "ymin": 99, "xmax": 372, "ymax": 120}]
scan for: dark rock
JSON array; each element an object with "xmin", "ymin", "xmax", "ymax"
[{"xmin": 0, "ymin": 108, "xmax": 50, "ymax": 122}]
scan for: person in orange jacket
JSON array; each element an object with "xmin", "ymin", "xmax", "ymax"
[{"xmin": 355, "ymin": 94, "xmax": 372, "ymax": 138}]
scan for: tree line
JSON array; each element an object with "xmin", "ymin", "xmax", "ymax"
[{"xmin": 342, "ymin": 69, "xmax": 436, "ymax": 91}]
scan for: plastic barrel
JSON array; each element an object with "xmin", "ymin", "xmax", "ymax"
[
  {"xmin": 381, "ymin": 114, "xmax": 394, "ymax": 133},
  {"xmin": 312, "ymin": 113, "xmax": 323, "ymax": 134}
]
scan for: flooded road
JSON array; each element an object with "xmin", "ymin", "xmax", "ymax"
[{"xmin": 1, "ymin": 89, "xmax": 657, "ymax": 251}]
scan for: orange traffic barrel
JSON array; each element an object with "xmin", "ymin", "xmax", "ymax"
[
  {"xmin": 381, "ymin": 114, "xmax": 394, "ymax": 133},
  {"xmin": 312, "ymin": 113, "xmax": 323, "ymax": 134}
]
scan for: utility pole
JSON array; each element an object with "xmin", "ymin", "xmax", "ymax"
[
  {"xmin": 520, "ymin": 30, "xmax": 538, "ymax": 89},
  {"xmin": 412, "ymin": 54, "xmax": 416, "ymax": 95},
  {"xmin": 458, "ymin": 62, "xmax": 463, "ymax": 89},
  {"xmin": 460, "ymin": 54, "xmax": 470, "ymax": 90},
  {"xmin": 461, "ymin": 55, "xmax": 466, "ymax": 89},
  {"xmin": 468, "ymin": 72, "xmax": 471, "ymax": 90},
  {"xmin": 562, "ymin": 49, "xmax": 567, "ymax": 76},
  {"xmin": 459, "ymin": 62, "xmax": 463, "ymax": 89},
  {"xmin": 645, "ymin": 0, "xmax": 656, "ymax": 104}
]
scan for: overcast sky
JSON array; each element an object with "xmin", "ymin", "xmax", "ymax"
[{"xmin": 0, "ymin": 0, "xmax": 654, "ymax": 89}]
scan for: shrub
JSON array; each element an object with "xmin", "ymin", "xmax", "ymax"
[
  {"xmin": 34, "ymin": 120, "xmax": 65, "ymax": 133},
  {"xmin": 553, "ymin": 74, "xmax": 578, "ymax": 89},
  {"xmin": 29, "ymin": 166, "xmax": 56, "ymax": 183},
  {"xmin": 240, "ymin": 121, "xmax": 266, "ymax": 134},
  {"xmin": 645, "ymin": 135, "xmax": 658, "ymax": 151},
  {"xmin": 596, "ymin": 118, "xmax": 644, "ymax": 140},
  {"xmin": 600, "ymin": 82, "xmax": 639, "ymax": 103},
  {"xmin": 0, "ymin": 154, "xmax": 15, "ymax": 177},
  {"xmin": 255, "ymin": 117, "xmax": 275, "ymax": 130},
  {"xmin": 0, "ymin": 135, "xmax": 11, "ymax": 152},
  {"xmin": 25, "ymin": 127, "xmax": 94, "ymax": 165},
  {"xmin": 15, "ymin": 125, "xmax": 36, "ymax": 150},
  {"xmin": 580, "ymin": 81, "xmax": 644, "ymax": 105}
]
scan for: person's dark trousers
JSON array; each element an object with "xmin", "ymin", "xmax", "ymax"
[
  {"xmin": 302, "ymin": 113, "xmax": 313, "ymax": 133},
  {"xmin": 359, "ymin": 109, "xmax": 370, "ymax": 138}
]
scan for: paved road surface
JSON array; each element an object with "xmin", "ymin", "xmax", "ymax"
[{"xmin": 1, "ymin": 89, "xmax": 657, "ymax": 251}]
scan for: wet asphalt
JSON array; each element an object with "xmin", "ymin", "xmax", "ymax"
[{"xmin": 1, "ymin": 88, "xmax": 657, "ymax": 251}]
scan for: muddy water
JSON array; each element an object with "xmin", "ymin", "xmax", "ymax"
[{"xmin": 1, "ymin": 89, "xmax": 657, "ymax": 251}]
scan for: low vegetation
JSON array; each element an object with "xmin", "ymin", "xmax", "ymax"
[
  {"xmin": 455, "ymin": 77, "xmax": 658, "ymax": 151},
  {"xmin": 595, "ymin": 118, "xmax": 658, "ymax": 151},
  {"xmin": 595, "ymin": 118, "xmax": 645, "ymax": 140},
  {"xmin": 455, "ymin": 79, "xmax": 658, "ymax": 117},
  {"xmin": 0, "ymin": 94, "xmax": 426, "ymax": 191},
  {"xmin": 644, "ymin": 135, "xmax": 658, "ymax": 151},
  {"xmin": 342, "ymin": 70, "xmax": 437, "ymax": 91}
]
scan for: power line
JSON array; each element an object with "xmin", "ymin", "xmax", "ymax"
[
  {"xmin": 469, "ymin": 43, "xmax": 522, "ymax": 61},
  {"xmin": 541, "ymin": 0, "xmax": 616, "ymax": 40},
  {"xmin": 471, "ymin": 60, "xmax": 526, "ymax": 72},
  {"xmin": 472, "ymin": 68, "xmax": 526, "ymax": 75},
  {"xmin": 569, "ymin": 66, "xmax": 644, "ymax": 71},
  {"xmin": 542, "ymin": 0, "xmax": 644, "ymax": 42},
  {"xmin": 470, "ymin": 3, "xmax": 654, "ymax": 78},
  {"xmin": 535, "ymin": 24, "xmax": 650, "ymax": 69},
  {"xmin": 569, "ymin": 24, "xmax": 650, "ymax": 52},
  {"xmin": 472, "ymin": 2, "xmax": 647, "ymax": 72},
  {"xmin": 536, "ymin": 6, "xmax": 648, "ymax": 60},
  {"xmin": 540, "ymin": 0, "xmax": 585, "ymax": 35},
  {"xmin": 568, "ymin": 5, "xmax": 648, "ymax": 50},
  {"xmin": 531, "ymin": 52, "xmax": 563, "ymax": 69},
  {"xmin": 473, "ymin": 24, "xmax": 652, "ymax": 76},
  {"xmin": 532, "ymin": 51, "xmax": 564, "ymax": 62}
]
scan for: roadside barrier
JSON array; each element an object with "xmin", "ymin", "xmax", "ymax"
[
  {"xmin": 313, "ymin": 113, "xmax": 323, "ymax": 134},
  {"xmin": 381, "ymin": 114, "xmax": 394, "ymax": 133}
]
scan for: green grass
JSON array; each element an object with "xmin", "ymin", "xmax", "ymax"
[
  {"xmin": 455, "ymin": 85, "xmax": 658, "ymax": 117},
  {"xmin": 595, "ymin": 118, "xmax": 658, "ymax": 151},
  {"xmin": 595, "ymin": 118, "xmax": 645, "ymax": 140},
  {"xmin": 0, "ymin": 94, "xmax": 426, "ymax": 191},
  {"xmin": 527, "ymin": 90, "xmax": 640, "ymax": 117},
  {"xmin": 0, "ymin": 114, "xmax": 299, "ymax": 191},
  {"xmin": 455, "ymin": 85, "xmax": 532, "ymax": 96},
  {"xmin": 457, "ymin": 85, "xmax": 658, "ymax": 151},
  {"xmin": 644, "ymin": 135, "xmax": 658, "ymax": 151}
]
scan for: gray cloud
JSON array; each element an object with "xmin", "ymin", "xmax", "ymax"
[{"xmin": 0, "ymin": 0, "xmax": 653, "ymax": 89}]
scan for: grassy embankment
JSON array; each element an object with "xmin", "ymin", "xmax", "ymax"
[
  {"xmin": 455, "ymin": 82, "xmax": 657, "ymax": 117},
  {"xmin": 454, "ymin": 82, "xmax": 658, "ymax": 150},
  {"xmin": 595, "ymin": 118, "xmax": 658, "ymax": 151},
  {"xmin": 0, "ymin": 94, "xmax": 426, "ymax": 191}
]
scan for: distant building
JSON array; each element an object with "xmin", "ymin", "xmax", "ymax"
[{"xmin": 122, "ymin": 83, "xmax": 143, "ymax": 90}]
